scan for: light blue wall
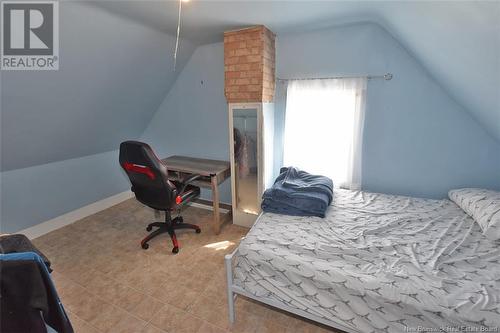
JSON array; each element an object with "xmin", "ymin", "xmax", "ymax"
[
  {"xmin": 276, "ymin": 23, "xmax": 500, "ymax": 198},
  {"xmin": 143, "ymin": 22, "xmax": 500, "ymax": 204},
  {"xmin": 0, "ymin": 2, "xmax": 194, "ymax": 232},
  {"xmin": 3, "ymin": 19, "xmax": 498, "ymax": 233},
  {"xmin": 141, "ymin": 43, "xmax": 232, "ymax": 203},
  {"xmin": 1, "ymin": 2, "xmax": 195, "ymax": 171},
  {"xmin": 373, "ymin": 1, "xmax": 500, "ymax": 142},
  {"xmin": 0, "ymin": 150, "xmax": 130, "ymax": 233}
]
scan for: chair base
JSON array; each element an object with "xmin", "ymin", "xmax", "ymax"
[{"xmin": 140, "ymin": 212, "xmax": 200, "ymax": 254}]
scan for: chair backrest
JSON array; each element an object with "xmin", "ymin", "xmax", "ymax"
[{"xmin": 119, "ymin": 141, "xmax": 177, "ymax": 210}]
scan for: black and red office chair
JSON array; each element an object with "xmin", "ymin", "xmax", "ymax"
[{"xmin": 119, "ymin": 141, "xmax": 201, "ymax": 254}]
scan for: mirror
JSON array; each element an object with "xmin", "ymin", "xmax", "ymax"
[{"xmin": 233, "ymin": 108, "xmax": 259, "ymax": 215}]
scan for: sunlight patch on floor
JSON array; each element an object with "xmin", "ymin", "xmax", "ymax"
[{"xmin": 203, "ymin": 240, "xmax": 234, "ymax": 251}]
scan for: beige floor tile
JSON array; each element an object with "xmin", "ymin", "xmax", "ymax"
[
  {"xmin": 153, "ymin": 283, "xmax": 201, "ymax": 310},
  {"xmin": 202, "ymin": 288, "xmax": 227, "ymax": 306},
  {"xmin": 190, "ymin": 293, "xmax": 221, "ymax": 309},
  {"xmin": 106, "ymin": 313, "xmax": 147, "ymax": 333},
  {"xmin": 128, "ymin": 296, "xmax": 165, "ymax": 322},
  {"xmin": 89, "ymin": 303, "xmax": 130, "ymax": 332},
  {"xmin": 175, "ymin": 314, "xmax": 205, "ymax": 333},
  {"xmin": 284, "ymin": 320, "xmax": 336, "ymax": 333},
  {"xmin": 235, "ymin": 297, "xmax": 270, "ymax": 318},
  {"xmin": 32, "ymin": 204, "xmax": 331, "ymax": 333},
  {"xmin": 63, "ymin": 266, "xmax": 99, "ymax": 287},
  {"xmin": 124, "ymin": 268, "xmax": 168, "ymax": 295},
  {"xmin": 189, "ymin": 294, "xmax": 232, "ymax": 326},
  {"xmin": 228, "ymin": 310, "xmax": 260, "ymax": 333},
  {"xmin": 149, "ymin": 303, "xmax": 186, "ymax": 332},
  {"xmin": 115, "ymin": 286, "xmax": 145, "ymax": 311},
  {"xmin": 258, "ymin": 319, "xmax": 288, "ymax": 333},
  {"xmin": 106, "ymin": 254, "xmax": 139, "ymax": 275},
  {"xmin": 59, "ymin": 288, "xmax": 88, "ymax": 315},
  {"xmin": 84, "ymin": 271, "xmax": 114, "ymax": 290},
  {"xmin": 97, "ymin": 281, "xmax": 131, "ymax": 305},
  {"xmin": 56, "ymin": 276, "xmax": 86, "ymax": 300},
  {"xmin": 183, "ymin": 273, "xmax": 213, "ymax": 293},
  {"xmin": 197, "ymin": 321, "xmax": 229, "ymax": 333},
  {"xmin": 67, "ymin": 294, "xmax": 109, "ymax": 324},
  {"xmin": 264, "ymin": 307, "xmax": 299, "ymax": 328},
  {"xmin": 66, "ymin": 311, "xmax": 101, "ymax": 333},
  {"xmin": 150, "ymin": 303, "xmax": 205, "ymax": 332},
  {"xmin": 31, "ymin": 237, "xmax": 53, "ymax": 251},
  {"xmin": 140, "ymin": 323, "xmax": 168, "ymax": 333},
  {"xmin": 50, "ymin": 271, "xmax": 72, "ymax": 290}
]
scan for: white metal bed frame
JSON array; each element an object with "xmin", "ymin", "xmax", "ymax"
[{"xmin": 224, "ymin": 248, "xmax": 359, "ymax": 333}]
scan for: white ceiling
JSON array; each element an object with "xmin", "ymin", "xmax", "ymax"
[{"xmin": 88, "ymin": 0, "xmax": 500, "ymax": 142}]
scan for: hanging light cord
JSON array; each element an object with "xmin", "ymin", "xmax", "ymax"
[{"xmin": 173, "ymin": 0, "xmax": 182, "ymax": 71}]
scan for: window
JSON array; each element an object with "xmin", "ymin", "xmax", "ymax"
[{"xmin": 283, "ymin": 78, "xmax": 367, "ymax": 189}]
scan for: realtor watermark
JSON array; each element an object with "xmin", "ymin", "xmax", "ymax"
[{"xmin": 1, "ymin": 1, "xmax": 59, "ymax": 70}]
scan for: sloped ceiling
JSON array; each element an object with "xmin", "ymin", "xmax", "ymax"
[
  {"xmin": 92, "ymin": 0, "xmax": 500, "ymax": 142},
  {"xmin": 2, "ymin": 1, "xmax": 498, "ymax": 172},
  {"xmin": 373, "ymin": 1, "xmax": 500, "ymax": 144},
  {"xmin": 0, "ymin": 1, "xmax": 196, "ymax": 171}
]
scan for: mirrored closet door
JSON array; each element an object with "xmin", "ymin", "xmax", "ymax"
[{"xmin": 229, "ymin": 103, "xmax": 274, "ymax": 227}]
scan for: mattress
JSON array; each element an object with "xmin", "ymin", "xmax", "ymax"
[{"xmin": 233, "ymin": 189, "xmax": 500, "ymax": 332}]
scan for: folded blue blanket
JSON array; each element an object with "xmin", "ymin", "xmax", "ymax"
[
  {"xmin": 280, "ymin": 167, "xmax": 333, "ymax": 203},
  {"xmin": 261, "ymin": 196, "xmax": 325, "ymax": 217},
  {"xmin": 261, "ymin": 167, "xmax": 333, "ymax": 218}
]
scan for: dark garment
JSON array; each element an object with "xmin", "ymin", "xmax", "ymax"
[
  {"xmin": 261, "ymin": 167, "xmax": 333, "ymax": 218},
  {"xmin": 0, "ymin": 234, "xmax": 52, "ymax": 271},
  {"xmin": 234, "ymin": 128, "xmax": 243, "ymax": 161},
  {"xmin": 0, "ymin": 252, "xmax": 73, "ymax": 333}
]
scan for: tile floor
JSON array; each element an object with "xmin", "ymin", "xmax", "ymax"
[{"xmin": 32, "ymin": 199, "xmax": 337, "ymax": 333}]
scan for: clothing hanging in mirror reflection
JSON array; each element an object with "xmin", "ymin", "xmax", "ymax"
[
  {"xmin": 234, "ymin": 127, "xmax": 256, "ymax": 178},
  {"xmin": 233, "ymin": 113, "xmax": 257, "ymax": 178}
]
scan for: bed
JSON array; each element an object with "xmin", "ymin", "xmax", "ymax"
[{"xmin": 224, "ymin": 189, "xmax": 500, "ymax": 332}]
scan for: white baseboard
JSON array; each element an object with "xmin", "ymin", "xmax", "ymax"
[
  {"xmin": 19, "ymin": 191, "xmax": 230, "ymax": 240},
  {"xmin": 20, "ymin": 191, "xmax": 134, "ymax": 240}
]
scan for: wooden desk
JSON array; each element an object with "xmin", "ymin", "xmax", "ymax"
[{"xmin": 162, "ymin": 155, "xmax": 231, "ymax": 234}]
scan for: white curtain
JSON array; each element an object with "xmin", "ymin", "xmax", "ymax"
[{"xmin": 283, "ymin": 78, "xmax": 367, "ymax": 189}]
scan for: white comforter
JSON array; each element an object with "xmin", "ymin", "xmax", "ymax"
[{"xmin": 233, "ymin": 189, "xmax": 500, "ymax": 332}]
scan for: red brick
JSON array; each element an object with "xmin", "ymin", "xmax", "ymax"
[
  {"xmin": 225, "ymin": 71, "xmax": 241, "ymax": 79},
  {"xmin": 234, "ymin": 48, "xmax": 251, "ymax": 56},
  {"xmin": 224, "ymin": 25, "xmax": 275, "ymax": 102}
]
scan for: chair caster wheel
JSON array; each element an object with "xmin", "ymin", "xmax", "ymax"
[
  {"xmin": 141, "ymin": 243, "xmax": 149, "ymax": 250},
  {"xmin": 172, "ymin": 247, "xmax": 179, "ymax": 254},
  {"xmin": 146, "ymin": 226, "xmax": 152, "ymax": 231},
  {"xmin": 196, "ymin": 229, "xmax": 201, "ymax": 234}
]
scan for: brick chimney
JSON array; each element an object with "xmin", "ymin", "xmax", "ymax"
[{"xmin": 224, "ymin": 25, "xmax": 276, "ymax": 103}]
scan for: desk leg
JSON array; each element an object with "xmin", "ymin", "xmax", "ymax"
[{"xmin": 211, "ymin": 176, "xmax": 221, "ymax": 235}]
